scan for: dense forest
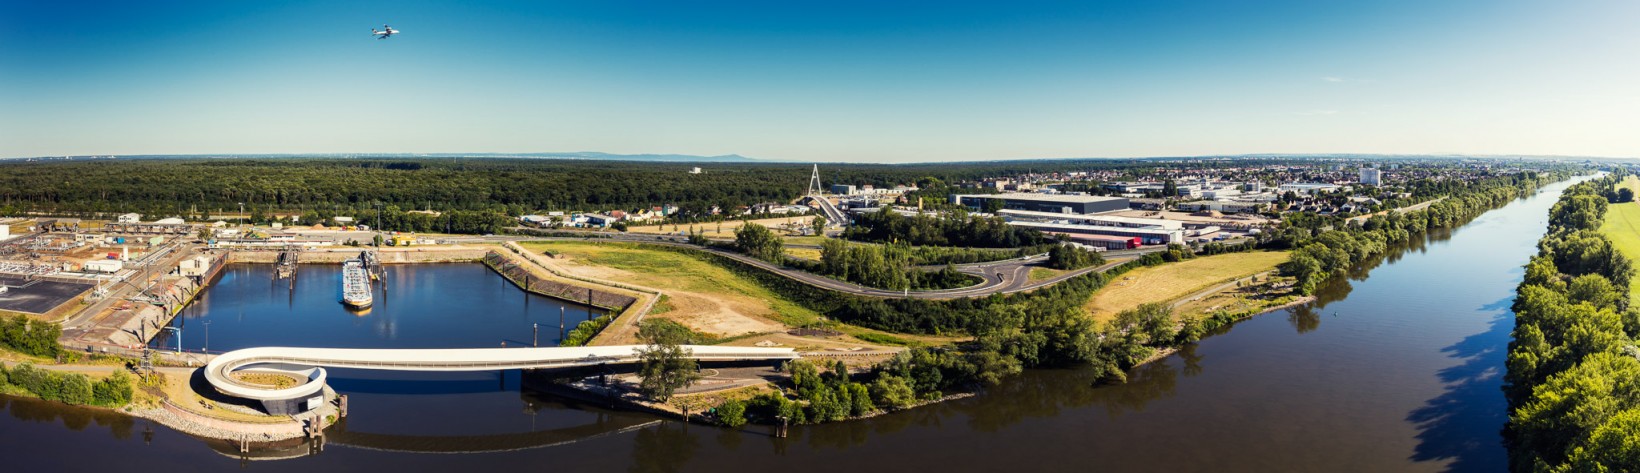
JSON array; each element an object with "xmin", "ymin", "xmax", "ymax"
[
  {"xmin": 1505, "ymin": 173, "xmax": 1640, "ymax": 472},
  {"xmin": 0, "ymin": 157, "xmax": 1171, "ymax": 221}
]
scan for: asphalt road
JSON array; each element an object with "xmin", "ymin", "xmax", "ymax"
[{"xmin": 514, "ymin": 230, "xmax": 1137, "ymax": 300}]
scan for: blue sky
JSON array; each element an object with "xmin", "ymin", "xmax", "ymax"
[{"xmin": 2, "ymin": 0, "xmax": 1637, "ymax": 161}]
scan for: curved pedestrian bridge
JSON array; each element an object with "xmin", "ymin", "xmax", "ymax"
[{"xmin": 203, "ymin": 345, "xmax": 798, "ymax": 413}]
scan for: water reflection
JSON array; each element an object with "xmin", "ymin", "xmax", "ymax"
[{"xmin": 1, "ymin": 395, "xmax": 138, "ymax": 439}]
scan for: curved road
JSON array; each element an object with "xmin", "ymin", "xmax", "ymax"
[{"xmin": 516, "ymin": 233, "xmax": 1136, "ymax": 299}]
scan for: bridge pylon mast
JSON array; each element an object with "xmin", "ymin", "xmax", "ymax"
[{"xmin": 808, "ymin": 164, "xmax": 823, "ymax": 195}]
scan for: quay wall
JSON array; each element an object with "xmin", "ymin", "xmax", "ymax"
[
  {"xmin": 227, "ymin": 247, "xmax": 488, "ymax": 265},
  {"xmin": 481, "ymin": 251, "xmax": 637, "ymax": 312}
]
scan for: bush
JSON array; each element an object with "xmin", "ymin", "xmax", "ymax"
[
  {"xmin": 559, "ymin": 314, "xmax": 614, "ymax": 347},
  {"xmin": 715, "ymin": 400, "xmax": 747, "ymax": 428},
  {"xmin": 92, "ymin": 371, "xmax": 134, "ymax": 407},
  {"xmin": 59, "ymin": 374, "xmax": 93, "ymax": 405}
]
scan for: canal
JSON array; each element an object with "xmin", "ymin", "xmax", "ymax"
[{"xmin": 0, "ymin": 178, "xmax": 1584, "ymax": 471}]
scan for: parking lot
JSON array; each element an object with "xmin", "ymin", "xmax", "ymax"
[{"xmin": 0, "ymin": 275, "xmax": 93, "ymax": 315}]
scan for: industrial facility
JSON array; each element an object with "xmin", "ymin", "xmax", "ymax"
[{"xmin": 952, "ymin": 193, "xmax": 1130, "ymax": 215}]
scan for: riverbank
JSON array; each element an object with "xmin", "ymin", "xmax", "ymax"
[{"xmin": 1132, "ymin": 294, "xmax": 1317, "ymax": 369}]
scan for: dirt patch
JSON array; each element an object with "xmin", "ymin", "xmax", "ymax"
[
  {"xmin": 654, "ymin": 291, "xmax": 782, "ymax": 337},
  {"xmin": 552, "ymin": 254, "xmax": 637, "ymax": 281}
]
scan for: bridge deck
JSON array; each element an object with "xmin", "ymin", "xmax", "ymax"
[{"xmin": 204, "ymin": 345, "xmax": 798, "ymax": 401}]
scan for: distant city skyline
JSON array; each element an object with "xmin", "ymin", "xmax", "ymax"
[{"xmin": 3, "ymin": 0, "xmax": 1638, "ymax": 162}]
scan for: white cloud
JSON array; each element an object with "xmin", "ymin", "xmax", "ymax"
[{"xmin": 1322, "ymin": 76, "xmax": 1346, "ymax": 83}]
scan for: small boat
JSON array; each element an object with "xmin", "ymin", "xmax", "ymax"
[{"xmin": 341, "ymin": 259, "xmax": 373, "ymax": 309}]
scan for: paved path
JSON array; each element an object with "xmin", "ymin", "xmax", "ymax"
[{"xmin": 1168, "ymin": 270, "xmax": 1279, "ymax": 309}]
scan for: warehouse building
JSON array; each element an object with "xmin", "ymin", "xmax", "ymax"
[
  {"xmin": 1008, "ymin": 221, "xmax": 1184, "ymax": 245},
  {"xmin": 953, "ymin": 193, "xmax": 1129, "ymax": 215},
  {"xmin": 996, "ymin": 209, "xmax": 1183, "ymax": 230}
]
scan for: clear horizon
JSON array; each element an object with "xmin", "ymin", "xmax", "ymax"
[{"xmin": 4, "ymin": 1, "xmax": 1638, "ymax": 162}]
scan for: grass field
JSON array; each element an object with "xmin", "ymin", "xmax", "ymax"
[
  {"xmin": 1600, "ymin": 176, "xmax": 1640, "ymax": 301},
  {"xmin": 784, "ymin": 247, "xmax": 823, "ymax": 261},
  {"xmin": 521, "ymin": 241, "xmax": 823, "ymax": 330},
  {"xmin": 516, "ymin": 241, "xmax": 951, "ymax": 347},
  {"xmin": 1085, "ymin": 251, "xmax": 1290, "ymax": 324},
  {"xmin": 1029, "ymin": 267, "xmax": 1065, "ymax": 282}
]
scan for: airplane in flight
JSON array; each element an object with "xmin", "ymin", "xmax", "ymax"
[{"xmin": 371, "ymin": 25, "xmax": 399, "ymax": 39}]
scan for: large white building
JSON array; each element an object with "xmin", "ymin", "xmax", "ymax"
[{"xmin": 1360, "ymin": 168, "xmax": 1382, "ymax": 186}]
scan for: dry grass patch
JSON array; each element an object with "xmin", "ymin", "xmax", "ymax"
[
  {"xmin": 520, "ymin": 241, "xmax": 824, "ymax": 335},
  {"xmin": 1086, "ymin": 251, "xmax": 1289, "ymax": 324}
]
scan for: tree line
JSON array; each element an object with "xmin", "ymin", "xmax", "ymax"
[
  {"xmin": 731, "ymin": 223, "xmax": 981, "ymax": 290},
  {"xmin": 1273, "ymin": 171, "xmax": 1569, "ymax": 296},
  {"xmin": 843, "ymin": 207, "xmax": 1054, "ymax": 248},
  {"xmin": 1504, "ymin": 172, "xmax": 1640, "ymax": 472},
  {"xmin": 804, "ymin": 239, "xmax": 979, "ymax": 290},
  {"xmin": 1, "ymin": 314, "xmax": 61, "ymax": 358},
  {"xmin": 1, "ymin": 364, "xmax": 133, "ymax": 408}
]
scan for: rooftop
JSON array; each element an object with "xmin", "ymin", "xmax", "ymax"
[{"xmin": 958, "ymin": 193, "xmax": 1128, "ymax": 204}]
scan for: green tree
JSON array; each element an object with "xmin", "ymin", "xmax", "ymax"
[
  {"xmin": 635, "ymin": 321, "xmax": 702, "ymax": 402},
  {"xmin": 92, "ymin": 371, "xmax": 134, "ymax": 407},
  {"xmin": 716, "ymin": 400, "xmax": 747, "ymax": 428},
  {"xmin": 846, "ymin": 382, "xmax": 874, "ymax": 416},
  {"xmin": 59, "ymin": 374, "xmax": 93, "ymax": 405},
  {"xmin": 1047, "ymin": 243, "xmax": 1103, "ymax": 270},
  {"xmin": 786, "ymin": 360, "xmax": 823, "ymax": 396},
  {"xmin": 1563, "ymin": 407, "xmax": 1640, "ymax": 472},
  {"xmin": 734, "ymin": 222, "xmax": 784, "ymax": 262},
  {"xmin": 870, "ymin": 374, "xmax": 916, "ymax": 410}
]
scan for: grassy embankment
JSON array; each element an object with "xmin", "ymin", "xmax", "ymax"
[
  {"xmin": 1084, "ymin": 251, "xmax": 1291, "ymax": 325},
  {"xmin": 1029, "ymin": 267, "xmax": 1066, "ymax": 282},
  {"xmin": 1599, "ymin": 176, "xmax": 1640, "ymax": 301},
  {"xmin": 518, "ymin": 241, "xmax": 952, "ymax": 349}
]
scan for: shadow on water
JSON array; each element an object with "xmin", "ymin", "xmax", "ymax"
[
  {"xmin": 630, "ymin": 420, "xmax": 699, "ymax": 473},
  {"xmin": 0, "ymin": 394, "xmax": 139, "ymax": 439},
  {"xmin": 1405, "ymin": 296, "xmax": 1515, "ymax": 473}
]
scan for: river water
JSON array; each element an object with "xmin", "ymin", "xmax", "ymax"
[{"xmin": 0, "ymin": 178, "xmax": 1582, "ymax": 472}]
